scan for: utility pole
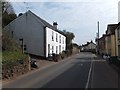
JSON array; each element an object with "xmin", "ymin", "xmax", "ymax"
[
  {"xmin": 97, "ymin": 21, "xmax": 100, "ymax": 54},
  {"xmin": 24, "ymin": 2, "xmax": 31, "ymax": 71}
]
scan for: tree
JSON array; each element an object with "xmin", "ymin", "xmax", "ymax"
[
  {"xmin": 62, "ymin": 30, "xmax": 75, "ymax": 53},
  {"xmin": 2, "ymin": 2, "xmax": 17, "ymax": 27},
  {"xmin": 2, "ymin": 2, "xmax": 15, "ymax": 14},
  {"xmin": 2, "ymin": 1, "xmax": 18, "ymax": 50}
]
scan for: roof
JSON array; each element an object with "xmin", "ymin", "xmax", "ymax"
[
  {"xmin": 115, "ymin": 22, "xmax": 120, "ymax": 30},
  {"xmin": 106, "ymin": 24, "xmax": 118, "ymax": 34},
  {"xmin": 72, "ymin": 43, "xmax": 79, "ymax": 47},
  {"xmin": 4, "ymin": 10, "xmax": 66, "ymax": 37},
  {"xmin": 82, "ymin": 41, "xmax": 96, "ymax": 47},
  {"xmin": 28, "ymin": 10, "xmax": 57, "ymax": 30},
  {"xmin": 27, "ymin": 10, "xmax": 66, "ymax": 36}
]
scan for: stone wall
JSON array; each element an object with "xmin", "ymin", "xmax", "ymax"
[{"xmin": 2, "ymin": 59, "xmax": 30, "ymax": 80}]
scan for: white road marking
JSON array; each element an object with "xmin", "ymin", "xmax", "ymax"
[
  {"xmin": 85, "ymin": 60, "xmax": 93, "ymax": 89},
  {"xmin": 92, "ymin": 60, "xmax": 106, "ymax": 62}
]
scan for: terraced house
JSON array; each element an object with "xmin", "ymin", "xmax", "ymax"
[
  {"xmin": 106, "ymin": 24, "xmax": 118, "ymax": 57},
  {"xmin": 4, "ymin": 10, "xmax": 66, "ymax": 58},
  {"xmin": 115, "ymin": 22, "xmax": 120, "ymax": 61}
]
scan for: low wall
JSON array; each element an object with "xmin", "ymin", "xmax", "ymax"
[{"xmin": 2, "ymin": 59, "xmax": 30, "ymax": 80}]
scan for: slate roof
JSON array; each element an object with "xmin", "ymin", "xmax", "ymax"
[
  {"xmin": 27, "ymin": 10, "xmax": 66, "ymax": 36},
  {"xmin": 106, "ymin": 24, "xmax": 118, "ymax": 35}
]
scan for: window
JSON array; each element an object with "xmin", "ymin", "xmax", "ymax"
[
  {"xmin": 52, "ymin": 46, "xmax": 54, "ymax": 54},
  {"xmin": 52, "ymin": 31, "xmax": 54, "ymax": 41},
  {"xmin": 62, "ymin": 47, "xmax": 64, "ymax": 51},
  {"xmin": 56, "ymin": 33, "xmax": 58, "ymax": 42},
  {"xmin": 59, "ymin": 45, "xmax": 61, "ymax": 53},
  {"xmin": 118, "ymin": 45, "xmax": 120, "ymax": 57},
  {"xmin": 59, "ymin": 35, "xmax": 61, "ymax": 43},
  {"xmin": 62, "ymin": 37, "xmax": 64, "ymax": 44},
  {"xmin": 11, "ymin": 31, "xmax": 14, "ymax": 38},
  {"xmin": 56, "ymin": 46, "xmax": 58, "ymax": 54},
  {"xmin": 118, "ymin": 29, "xmax": 120, "ymax": 39},
  {"xmin": 48, "ymin": 44, "xmax": 50, "ymax": 54}
]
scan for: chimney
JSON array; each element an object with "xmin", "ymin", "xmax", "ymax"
[{"xmin": 53, "ymin": 22, "xmax": 58, "ymax": 29}]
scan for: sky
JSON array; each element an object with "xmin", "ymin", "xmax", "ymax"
[{"xmin": 7, "ymin": 0, "xmax": 120, "ymax": 45}]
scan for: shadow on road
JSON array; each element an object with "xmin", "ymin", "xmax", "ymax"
[{"xmin": 42, "ymin": 61, "xmax": 91, "ymax": 88}]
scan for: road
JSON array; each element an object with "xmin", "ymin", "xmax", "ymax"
[{"xmin": 2, "ymin": 52, "xmax": 120, "ymax": 88}]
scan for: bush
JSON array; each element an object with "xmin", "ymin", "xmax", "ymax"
[
  {"xmin": 2, "ymin": 51, "xmax": 28, "ymax": 65},
  {"xmin": 59, "ymin": 51, "xmax": 67, "ymax": 60},
  {"xmin": 2, "ymin": 30, "xmax": 29, "ymax": 67},
  {"xmin": 2, "ymin": 30, "xmax": 20, "ymax": 51}
]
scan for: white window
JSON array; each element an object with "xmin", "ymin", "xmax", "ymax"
[
  {"xmin": 52, "ymin": 46, "xmax": 54, "ymax": 54},
  {"xmin": 52, "ymin": 31, "xmax": 54, "ymax": 41},
  {"xmin": 62, "ymin": 47, "xmax": 64, "ymax": 51},
  {"xmin": 48, "ymin": 44, "xmax": 50, "ymax": 54},
  {"xmin": 56, "ymin": 33, "xmax": 58, "ymax": 42},
  {"xmin": 62, "ymin": 37, "xmax": 64, "ymax": 44},
  {"xmin": 59, "ymin": 35, "xmax": 61, "ymax": 43},
  {"xmin": 56, "ymin": 46, "xmax": 58, "ymax": 54},
  {"xmin": 59, "ymin": 45, "xmax": 61, "ymax": 53}
]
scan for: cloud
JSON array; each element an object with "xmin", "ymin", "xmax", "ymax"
[{"xmin": 11, "ymin": 1, "xmax": 119, "ymax": 44}]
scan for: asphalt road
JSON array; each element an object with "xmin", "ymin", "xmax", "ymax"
[{"xmin": 2, "ymin": 52, "xmax": 120, "ymax": 89}]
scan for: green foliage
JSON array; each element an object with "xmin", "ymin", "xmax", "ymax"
[
  {"xmin": 2, "ymin": 31, "xmax": 28, "ymax": 65},
  {"xmin": 2, "ymin": 51, "xmax": 28, "ymax": 63},
  {"xmin": 2, "ymin": 12, "xmax": 17, "ymax": 27},
  {"xmin": 62, "ymin": 30, "xmax": 75, "ymax": 51},
  {"xmin": 2, "ymin": 30, "xmax": 20, "ymax": 51},
  {"xmin": 2, "ymin": 2, "xmax": 17, "ymax": 27}
]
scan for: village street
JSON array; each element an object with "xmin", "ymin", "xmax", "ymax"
[{"xmin": 2, "ymin": 52, "xmax": 120, "ymax": 88}]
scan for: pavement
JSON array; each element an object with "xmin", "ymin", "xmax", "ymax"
[
  {"xmin": 2, "ymin": 53, "xmax": 77, "ymax": 85},
  {"xmin": 2, "ymin": 52, "xmax": 120, "ymax": 89}
]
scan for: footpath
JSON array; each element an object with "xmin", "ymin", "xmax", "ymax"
[{"xmin": 2, "ymin": 53, "xmax": 76, "ymax": 85}]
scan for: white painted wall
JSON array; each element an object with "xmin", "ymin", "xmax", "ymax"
[
  {"xmin": 87, "ymin": 43, "xmax": 96, "ymax": 49},
  {"xmin": 83, "ymin": 43, "xmax": 96, "ymax": 50},
  {"xmin": 4, "ymin": 11, "xmax": 66, "ymax": 58},
  {"xmin": 46, "ymin": 27, "xmax": 66, "ymax": 57},
  {"xmin": 4, "ymin": 11, "xmax": 45, "ymax": 57}
]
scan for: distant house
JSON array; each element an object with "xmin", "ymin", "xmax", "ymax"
[
  {"xmin": 4, "ymin": 10, "xmax": 66, "ymax": 58},
  {"xmin": 81, "ymin": 41, "xmax": 96, "ymax": 53},
  {"xmin": 72, "ymin": 43, "xmax": 80, "ymax": 54}
]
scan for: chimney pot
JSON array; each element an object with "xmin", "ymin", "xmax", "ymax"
[{"xmin": 53, "ymin": 22, "xmax": 58, "ymax": 29}]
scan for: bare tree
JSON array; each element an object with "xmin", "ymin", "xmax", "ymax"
[{"xmin": 2, "ymin": 1, "xmax": 15, "ymax": 14}]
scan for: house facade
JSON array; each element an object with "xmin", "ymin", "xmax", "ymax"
[
  {"xmin": 106, "ymin": 24, "xmax": 118, "ymax": 57},
  {"xmin": 4, "ymin": 10, "xmax": 66, "ymax": 58},
  {"xmin": 115, "ymin": 23, "xmax": 120, "ymax": 58},
  {"xmin": 96, "ymin": 24, "xmax": 118, "ymax": 57},
  {"xmin": 97, "ymin": 34, "xmax": 106, "ymax": 55},
  {"xmin": 81, "ymin": 41, "xmax": 96, "ymax": 53}
]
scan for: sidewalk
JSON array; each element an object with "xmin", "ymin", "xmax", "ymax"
[{"xmin": 2, "ymin": 53, "xmax": 77, "ymax": 84}]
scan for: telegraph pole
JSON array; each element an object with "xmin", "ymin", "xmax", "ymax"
[
  {"xmin": 24, "ymin": 2, "xmax": 31, "ymax": 71},
  {"xmin": 97, "ymin": 21, "xmax": 100, "ymax": 54}
]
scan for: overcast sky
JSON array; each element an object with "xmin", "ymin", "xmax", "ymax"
[{"xmin": 9, "ymin": 0, "xmax": 120, "ymax": 45}]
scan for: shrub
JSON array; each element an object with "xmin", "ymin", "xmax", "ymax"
[
  {"xmin": 2, "ymin": 30, "xmax": 21, "ymax": 51},
  {"xmin": 2, "ymin": 51, "xmax": 28, "ymax": 66}
]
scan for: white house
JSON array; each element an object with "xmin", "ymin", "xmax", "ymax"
[
  {"xmin": 4, "ymin": 10, "xmax": 66, "ymax": 58},
  {"xmin": 81, "ymin": 41, "xmax": 96, "ymax": 52}
]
